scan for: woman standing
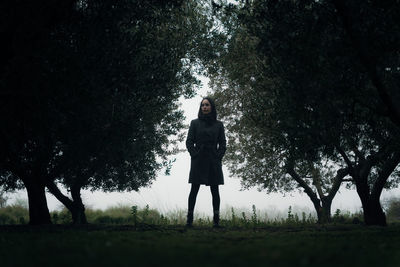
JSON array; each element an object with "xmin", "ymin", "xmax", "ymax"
[{"xmin": 185, "ymin": 97, "xmax": 226, "ymax": 227}]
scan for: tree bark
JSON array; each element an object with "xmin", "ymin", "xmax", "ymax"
[
  {"xmin": 310, "ymin": 198, "xmax": 333, "ymax": 224},
  {"xmin": 71, "ymin": 183, "xmax": 87, "ymax": 225},
  {"xmin": 24, "ymin": 180, "xmax": 52, "ymax": 225},
  {"xmin": 319, "ymin": 198, "xmax": 332, "ymax": 224},
  {"xmin": 355, "ymin": 180, "xmax": 386, "ymax": 225},
  {"xmin": 362, "ymin": 196, "xmax": 386, "ymax": 226}
]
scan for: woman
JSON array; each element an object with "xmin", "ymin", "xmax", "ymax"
[{"xmin": 185, "ymin": 97, "xmax": 226, "ymax": 227}]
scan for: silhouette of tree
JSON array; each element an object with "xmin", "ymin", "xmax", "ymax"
[
  {"xmin": 209, "ymin": 0, "xmax": 400, "ymax": 225},
  {"xmin": 0, "ymin": 0, "xmax": 217, "ymax": 224},
  {"xmin": 0, "ymin": 0, "xmax": 79, "ymax": 225}
]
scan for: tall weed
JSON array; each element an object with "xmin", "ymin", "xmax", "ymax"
[{"xmin": 0, "ymin": 202, "xmax": 369, "ymax": 226}]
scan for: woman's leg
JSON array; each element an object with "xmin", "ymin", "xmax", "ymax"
[
  {"xmin": 210, "ymin": 185, "xmax": 220, "ymax": 211},
  {"xmin": 210, "ymin": 185, "xmax": 220, "ymax": 226},
  {"xmin": 188, "ymin": 184, "xmax": 200, "ymax": 211},
  {"xmin": 187, "ymin": 184, "xmax": 200, "ymax": 226}
]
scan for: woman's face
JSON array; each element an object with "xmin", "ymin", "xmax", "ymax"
[{"xmin": 201, "ymin": 99, "xmax": 212, "ymax": 115}]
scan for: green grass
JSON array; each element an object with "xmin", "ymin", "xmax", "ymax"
[
  {"xmin": 0, "ymin": 202, "xmax": 371, "ymax": 226},
  {"xmin": 1, "ymin": 203, "xmax": 399, "ymax": 266},
  {"xmin": 0, "ymin": 224, "xmax": 399, "ymax": 267}
]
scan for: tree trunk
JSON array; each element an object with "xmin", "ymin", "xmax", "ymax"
[
  {"xmin": 70, "ymin": 202, "xmax": 87, "ymax": 225},
  {"xmin": 25, "ymin": 180, "xmax": 52, "ymax": 225},
  {"xmin": 357, "ymin": 192, "xmax": 386, "ymax": 226},
  {"xmin": 355, "ymin": 181, "xmax": 386, "ymax": 226},
  {"xmin": 319, "ymin": 198, "xmax": 332, "ymax": 224},
  {"xmin": 46, "ymin": 181, "xmax": 87, "ymax": 224},
  {"xmin": 364, "ymin": 197, "xmax": 386, "ymax": 226},
  {"xmin": 311, "ymin": 200, "xmax": 323, "ymax": 224},
  {"xmin": 71, "ymin": 183, "xmax": 87, "ymax": 224},
  {"xmin": 312, "ymin": 199, "xmax": 332, "ymax": 224}
]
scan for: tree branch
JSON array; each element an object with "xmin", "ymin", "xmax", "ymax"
[
  {"xmin": 371, "ymin": 152, "xmax": 400, "ymax": 199},
  {"xmin": 336, "ymin": 145, "xmax": 353, "ymax": 171},
  {"xmin": 46, "ymin": 180, "xmax": 74, "ymax": 210},
  {"xmin": 351, "ymin": 145, "xmax": 364, "ymax": 162},
  {"xmin": 310, "ymin": 163, "xmax": 325, "ymax": 199},
  {"xmin": 286, "ymin": 160, "xmax": 319, "ymax": 205},
  {"xmin": 327, "ymin": 167, "xmax": 349, "ymax": 202}
]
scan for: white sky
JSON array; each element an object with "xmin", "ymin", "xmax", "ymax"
[{"xmin": 7, "ymin": 77, "xmax": 400, "ymax": 217}]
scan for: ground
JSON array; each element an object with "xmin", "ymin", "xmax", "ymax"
[{"xmin": 0, "ymin": 224, "xmax": 399, "ymax": 267}]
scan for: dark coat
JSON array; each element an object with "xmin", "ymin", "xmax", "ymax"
[{"xmin": 186, "ymin": 118, "xmax": 226, "ymax": 185}]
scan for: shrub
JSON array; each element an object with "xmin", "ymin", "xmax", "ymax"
[
  {"xmin": 385, "ymin": 198, "xmax": 400, "ymax": 223},
  {"xmin": 50, "ymin": 208, "xmax": 73, "ymax": 224},
  {"xmin": 332, "ymin": 209, "xmax": 364, "ymax": 224},
  {"xmin": 0, "ymin": 204, "xmax": 29, "ymax": 225},
  {"xmin": 0, "ymin": 190, "xmax": 9, "ymax": 208}
]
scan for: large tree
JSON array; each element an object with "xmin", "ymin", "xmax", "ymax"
[
  {"xmin": 45, "ymin": 0, "xmax": 215, "ymax": 224},
  {"xmin": 0, "ymin": 0, "xmax": 79, "ymax": 225},
  {"xmin": 0, "ymin": 0, "xmax": 217, "ymax": 224},
  {"xmin": 209, "ymin": 0, "xmax": 400, "ymax": 225},
  {"xmin": 208, "ymin": 27, "xmax": 351, "ymax": 223}
]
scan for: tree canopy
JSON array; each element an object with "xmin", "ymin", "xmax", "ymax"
[
  {"xmin": 1, "ymin": 0, "xmax": 399, "ymax": 226},
  {"xmin": 0, "ymin": 0, "xmax": 219, "ymax": 224},
  {"xmin": 208, "ymin": 0, "xmax": 400, "ymax": 225}
]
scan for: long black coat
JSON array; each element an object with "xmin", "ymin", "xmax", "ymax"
[{"xmin": 186, "ymin": 118, "xmax": 226, "ymax": 185}]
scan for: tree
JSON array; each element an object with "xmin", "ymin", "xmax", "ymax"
[
  {"xmin": 208, "ymin": 0, "xmax": 400, "ymax": 225},
  {"xmin": 43, "ymin": 0, "xmax": 215, "ymax": 224},
  {"xmin": 207, "ymin": 17, "xmax": 346, "ymax": 223},
  {"xmin": 0, "ymin": 0, "xmax": 217, "ymax": 224},
  {"xmin": 0, "ymin": 0, "xmax": 79, "ymax": 225}
]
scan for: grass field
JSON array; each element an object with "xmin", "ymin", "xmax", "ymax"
[{"xmin": 1, "ymin": 224, "xmax": 399, "ymax": 267}]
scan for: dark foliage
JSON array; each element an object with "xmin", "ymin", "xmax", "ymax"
[
  {"xmin": 0, "ymin": 0, "xmax": 217, "ymax": 224},
  {"xmin": 208, "ymin": 0, "xmax": 400, "ymax": 225}
]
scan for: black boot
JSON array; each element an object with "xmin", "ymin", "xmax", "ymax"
[
  {"xmin": 186, "ymin": 211, "xmax": 193, "ymax": 228},
  {"xmin": 213, "ymin": 210, "xmax": 220, "ymax": 228}
]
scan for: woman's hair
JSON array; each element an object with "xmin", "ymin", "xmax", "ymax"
[{"xmin": 198, "ymin": 97, "xmax": 217, "ymax": 121}]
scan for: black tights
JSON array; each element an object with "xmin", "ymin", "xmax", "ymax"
[{"xmin": 188, "ymin": 184, "xmax": 220, "ymax": 213}]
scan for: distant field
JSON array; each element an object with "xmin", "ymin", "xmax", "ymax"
[{"xmin": 1, "ymin": 224, "xmax": 399, "ymax": 267}]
